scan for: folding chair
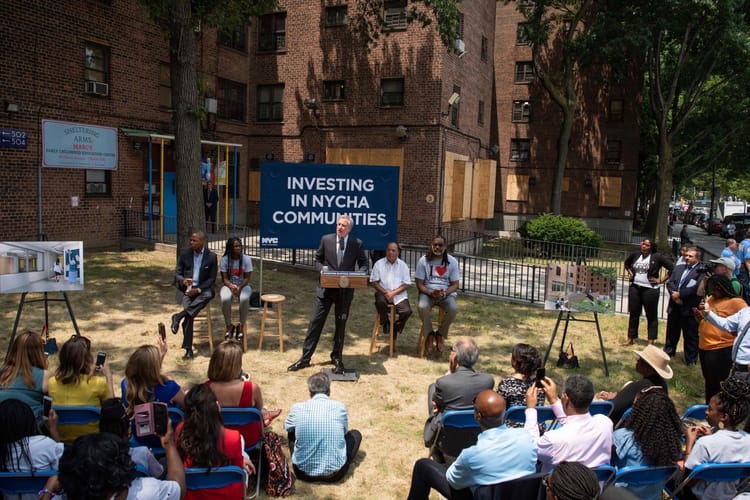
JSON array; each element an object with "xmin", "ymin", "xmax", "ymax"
[
  {"xmin": 592, "ymin": 464, "xmax": 616, "ymax": 485},
  {"xmin": 472, "ymin": 471, "xmax": 546, "ymax": 500},
  {"xmin": 681, "ymin": 404, "xmax": 708, "ymax": 424},
  {"xmin": 435, "ymin": 409, "xmax": 480, "ymax": 464},
  {"xmin": 589, "ymin": 400, "xmax": 615, "ymax": 417},
  {"xmin": 610, "ymin": 464, "xmax": 679, "ymax": 499},
  {"xmin": 615, "ymin": 407, "xmax": 633, "ymax": 429},
  {"xmin": 52, "ymin": 405, "xmax": 101, "ymax": 424},
  {"xmin": 220, "ymin": 407, "xmax": 264, "ymax": 498},
  {"xmin": 504, "ymin": 405, "xmax": 558, "ymax": 430},
  {"xmin": 185, "ymin": 465, "xmax": 246, "ymax": 496},
  {"xmin": 669, "ymin": 462, "xmax": 750, "ymax": 499},
  {"xmin": 0, "ymin": 470, "xmax": 57, "ymax": 495}
]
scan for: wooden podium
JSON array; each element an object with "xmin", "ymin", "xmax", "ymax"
[{"xmin": 320, "ymin": 271, "xmax": 369, "ymax": 289}]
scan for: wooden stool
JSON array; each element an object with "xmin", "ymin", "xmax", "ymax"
[
  {"xmin": 417, "ymin": 306, "xmax": 445, "ymax": 358},
  {"xmin": 194, "ymin": 302, "xmax": 214, "ymax": 353},
  {"xmin": 370, "ymin": 304, "xmax": 396, "ymax": 357},
  {"xmin": 259, "ymin": 294, "xmax": 285, "ymax": 352}
]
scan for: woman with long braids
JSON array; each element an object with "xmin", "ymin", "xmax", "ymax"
[
  {"xmin": 612, "ymin": 388, "xmax": 683, "ymax": 499},
  {"xmin": 415, "ymin": 235, "xmax": 460, "ymax": 354},
  {"xmin": 684, "ymin": 375, "xmax": 750, "ymax": 499},
  {"xmin": 544, "ymin": 461, "xmax": 599, "ymax": 500},
  {"xmin": 177, "ymin": 383, "xmax": 255, "ymax": 499},
  {"xmin": 697, "ymin": 274, "xmax": 747, "ymax": 404}
]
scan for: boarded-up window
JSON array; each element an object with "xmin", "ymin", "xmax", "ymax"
[
  {"xmin": 248, "ymin": 170, "xmax": 260, "ymax": 201},
  {"xmin": 599, "ymin": 176, "xmax": 622, "ymax": 207},
  {"xmin": 471, "ymin": 159, "xmax": 497, "ymax": 218},
  {"xmin": 506, "ymin": 174, "xmax": 529, "ymax": 201},
  {"xmin": 442, "ymin": 152, "xmax": 471, "ymax": 222}
]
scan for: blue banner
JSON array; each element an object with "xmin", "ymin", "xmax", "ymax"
[{"xmin": 260, "ymin": 162, "xmax": 399, "ymax": 249}]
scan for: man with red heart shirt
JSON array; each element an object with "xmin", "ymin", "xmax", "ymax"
[{"xmin": 415, "ymin": 235, "xmax": 460, "ymax": 354}]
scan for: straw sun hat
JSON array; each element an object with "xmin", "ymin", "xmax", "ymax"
[{"xmin": 634, "ymin": 344, "xmax": 673, "ymax": 380}]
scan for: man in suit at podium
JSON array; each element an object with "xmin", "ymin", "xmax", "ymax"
[{"xmin": 289, "ymin": 215, "xmax": 368, "ymax": 374}]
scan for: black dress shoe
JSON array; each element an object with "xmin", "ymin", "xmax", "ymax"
[
  {"xmin": 287, "ymin": 359, "xmax": 311, "ymax": 372},
  {"xmin": 235, "ymin": 323, "xmax": 244, "ymax": 342},
  {"xmin": 333, "ymin": 358, "xmax": 345, "ymax": 374},
  {"xmin": 383, "ymin": 322, "xmax": 390, "ymax": 336},
  {"xmin": 171, "ymin": 313, "xmax": 182, "ymax": 334},
  {"xmin": 182, "ymin": 349, "xmax": 194, "ymax": 360}
]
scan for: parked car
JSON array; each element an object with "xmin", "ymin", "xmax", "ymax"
[
  {"xmin": 721, "ymin": 213, "xmax": 750, "ymax": 238},
  {"xmin": 706, "ymin": 217, "xmax": 723, "ymax": 234}
]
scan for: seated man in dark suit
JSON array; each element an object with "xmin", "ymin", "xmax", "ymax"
[
  {"xmin": 170, "ymin": 230, "xmax": 217, "ymax": 359},
  {"xmin": 424, "ymin": 337, "xmax": 495, "ymax": 463},
  {"xmin": 408, "ymin": 390, "xmax": 537, "ymax": 500}
]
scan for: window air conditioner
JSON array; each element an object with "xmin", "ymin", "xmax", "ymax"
[{"xmin": 84, "ymin": 80, "xmax": 109, "ymax": 96}]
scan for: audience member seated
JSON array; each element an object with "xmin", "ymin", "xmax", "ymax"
[
  {"xmin": 370, "ymin": 241, "xmax": 413, "ymax": 343},
  {"xmin": 424, "ymin": 337, "xmax": 495, "ymax": 463},
  {"xmin": 219, "ymin": 237, "xmax": 253, "ymax": 342},
  {"xmin": 205, "ymin": 340, "xmax": 281, "ymax": 447},
  {"xmin": 496, "ymin": 343, "xmax": 545, "ymax": 430},
  {"xmin": 524, "ymin": 374, "xmax": 613, "ymax": 472},
  {"xmin": 545, "ymin": 461, "xmax": 600, "ymax": 500},
  {"xmin": 0, "ymin": 330, "xmax": 51, "ymax": 424},
  {"xmin": 39, "ymin": 431, "xmax": 184, "ymax": 500},
  {"xmin": 122, "ymin": 338, "xmax": 185, "ymax": 449},
  {"xmin": 177, "ymin": 383, "xmax": 255, "ymax": 500},
  {"xmin": 612, "ymin": 387, "xmax": 683, "ymax": 499},
  {"xmin": 0, "ymin": 399, "xmax": 63, "ymax": 489},
  {"xmin": 595, "ymin": 345, "xmax": 672, "ymax": 424},
  {"xmin": 47, "ymin": 335, "xmax": 113, "ymax": 444},
  {"xmin": 407, "ymin": 390, "xmax": 537, "ymax": 500},
  {"xmin": 99, "ymin": 397, "xmax": 164, "ymax": 478},
  {"xmin": 683, "ymin": 375, "xmax": 750, "ymax": 500},
  {"xmin": 285, "ymin": 372, "xmax": 361, "ymax": 483}
]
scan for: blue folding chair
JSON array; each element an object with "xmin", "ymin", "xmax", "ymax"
[
  {"xmin": 589, "ymin": 400, "xmax": 615, "ymax": 417},
  {"xmin": 0, "ymin": 470, "xmax": 57, "ymax": 495},
  {"xmin": 681, "ymin": 404, "xmax": 708, "ymax": 424},
  {"xmin": 53, "ymin": 405, "xmax": 101, "ymax": 424},
  {"xmin": 185, "ymin": 465, "xmax": 246, "ymax": 495},
  {"xmin": 669, "ymin": 462, "xmax": 750, "ymax": 499},
  {"xmin": 220, "ymin": 407, "xmax": 264, "ymax": 498},
  {"xmin": 615, "ymin": 407, "xmax": 633, "ymax": 429},
  {"xmin": 437, "ymin": 408, "xmax": 481, "ymax": 461},
  {"xmin": 610, "ymin": 464, "xmax": 679, "ymax": 500},
  {"xmin": 592, "ymin": 465, "xmax": 616, "ymax": 485},
  {"xmin": 504, "ymin": 405, "xmax": 558, "ymax": 430}
]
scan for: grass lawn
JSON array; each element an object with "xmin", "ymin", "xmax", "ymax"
[{"xmin": 0, "ymin": 249, "xmax": 706, "ymax": 499}]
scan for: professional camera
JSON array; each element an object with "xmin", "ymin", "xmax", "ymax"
[{"xmin": 695, "ymin": 262, "xmax": 713, "ymax": 275}]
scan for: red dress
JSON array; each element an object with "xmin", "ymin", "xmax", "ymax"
[
  {"xmin": 178, "ymin": 423, "xmax": 245, "ymax": 500},
  {"xmin": 207, "ymin": 380, "xmax": 262, "ymax": 447}
]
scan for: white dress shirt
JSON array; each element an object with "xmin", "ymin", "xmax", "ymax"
[{"xmin": 370, "ymin": 257, "xmax": 411, "ymax": 304}]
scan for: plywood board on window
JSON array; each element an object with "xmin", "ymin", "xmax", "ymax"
[
  {"xmin": 452, "ymin": 160, "xmax": 468, "ymax": 220},
  {"xmin": 471, "ymin": 159, "xmax": 497, "ymax": 219},
  {"xmin": 506, "ymin": 174, "xmax": 529, "ymax": 201},
  {"xmin": 442, "ymin": 151, "xmax": 470, "ymax": 222},
  {"xmin": 248, "ymin": 170, "xmax": 260, "ymax": 201},
  {"xmin": 562, "ymin": 177, "xmax": 569, "ymax": 192},
  {"xmin": 599, "ymin": 176, "xmax": 622, "ymax": 207},
  {"xmin": 326, "ymin": 148, "xmax": 404, "ymax": 219}
]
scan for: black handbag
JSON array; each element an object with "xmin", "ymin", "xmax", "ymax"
[{"xmin": 556, "ymin": 342, "xmax": 579, "ymax": 368}]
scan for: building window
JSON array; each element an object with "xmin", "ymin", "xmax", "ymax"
[
  {"xmin": 323, "ymin": 80, "xmax": 345, "ymax": 101},
  {"xmin": 478, "ymin": 100, "xmax": 485, "ymax": 126},
  {"xmin": 86, "ymin": 170, "xmax": 111, "ymax": 195},
  {"xmin": 516, "ymin": 23, "xmax": 530, "ymax": 44},
  {"xmin": 159, "ymin": 62, "xmax": 171, "ymax": 109},
  {"xmin": 512, "ymin": 100, "xmax": 531, "ymax": 122},
  {"xmin": 258, "ymin": 13, "xmax": 286, "ymax": 52},
  {"xmin": 380, "ymin": 78, "xmax": 404, "ymax": 107},
  {"xmin": 257, "ymin": 84, "xmax": 284, "ymax": 122},
  {"xmin": 510, "ymin": 139, "xmax": 531, "ymax": 161},
  {"xmin": 609, "ymin": 99, "xmax": 624, "ymax": 122},
  {"xmin": 450, "ymin": 85, "xmax": 460, "ymax": 127},
  {"xmin": 219, "ymin": 23, "xmax": 247, "ymax": 51},
  {"xmin": 384, "ymin": 0, "xmax": 407, "ymax": 30},
  {"xmin": 326, "ymin": 5, "xmax": 347, "ymax": 26},
  {"xmin": 514, "ymin": 62, "xmax": 534, "ymax": 83},
  {"xmin": 217, "ymin": 78, "xmax": 246, "ymax": 121},
  {"xmin": 480, "ymin": 36, "xmax": 488, "ymax": 62},
  {"xmin": 605, "ymin": 140, "xmax": 622, "ymax": 164},
  {"xmin": 84, "ymin": 42, "xmax": 109, "ymax": 83}
]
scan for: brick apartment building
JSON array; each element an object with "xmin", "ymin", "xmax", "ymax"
[{"xmin": 0, "ymin": 0, "xmax": 637, "ymax": 249}]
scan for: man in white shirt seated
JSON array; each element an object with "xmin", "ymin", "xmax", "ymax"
[
  {"xmin": 524, "ymin": 374, "xmax": 613, "ymax": 472},
  {"xmin": 370, "ymin": 241, "xmax": 412, "ymax": 342}
]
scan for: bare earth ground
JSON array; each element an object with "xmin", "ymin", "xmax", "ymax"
[{"xmin": 0, "ymin": 250, "xmax": 705, "ymax": 499}]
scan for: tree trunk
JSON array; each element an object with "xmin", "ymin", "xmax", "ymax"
[
  {"xmin": 170, "ymin": 0, "xmax": 204, "ymax": 255},
  {"xmin": 551, "ymin": 102, "xmax": 575, "ymax": 214},
  {"xmin": 653, "ymin": 134, "xmax": 674, "ymax": 251}
]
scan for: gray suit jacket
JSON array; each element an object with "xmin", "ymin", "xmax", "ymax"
[{"xmin": 433, "ymin": 366, "xmax": 495, "ymax": 412}]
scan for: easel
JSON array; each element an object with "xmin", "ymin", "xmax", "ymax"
[
  {"xmin": 6, "ymin": 292, "xmax": 80, "ymax": 361},
  {"xmin": 543, "ymin": 310, "xmax": 609, "ymax": 376}
]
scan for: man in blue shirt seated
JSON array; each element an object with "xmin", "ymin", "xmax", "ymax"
[
  {"xmin": 407, "ymin": 390, "xmax": 538, "ymax": 500},
  {"xmin": 284, "ymin": 372, "xmax": 361, "ymax": 482}
]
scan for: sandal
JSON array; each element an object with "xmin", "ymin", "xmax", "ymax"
[
  {"xmin": 263, "ymin": 408, "xmax": 282, "ymax": 427},
  {"xmin": 435, "ymin": 332, "xmax": 445, "ymax": 353}
]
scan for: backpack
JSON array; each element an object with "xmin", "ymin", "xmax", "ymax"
[{"xmin": 262, "ymin": 430, "xmax": 294, "ymax": 496}]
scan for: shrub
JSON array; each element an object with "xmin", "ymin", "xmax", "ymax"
[{"xmin": 520, "ymin": 214, "xmax": 603, "ymax": 248}]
